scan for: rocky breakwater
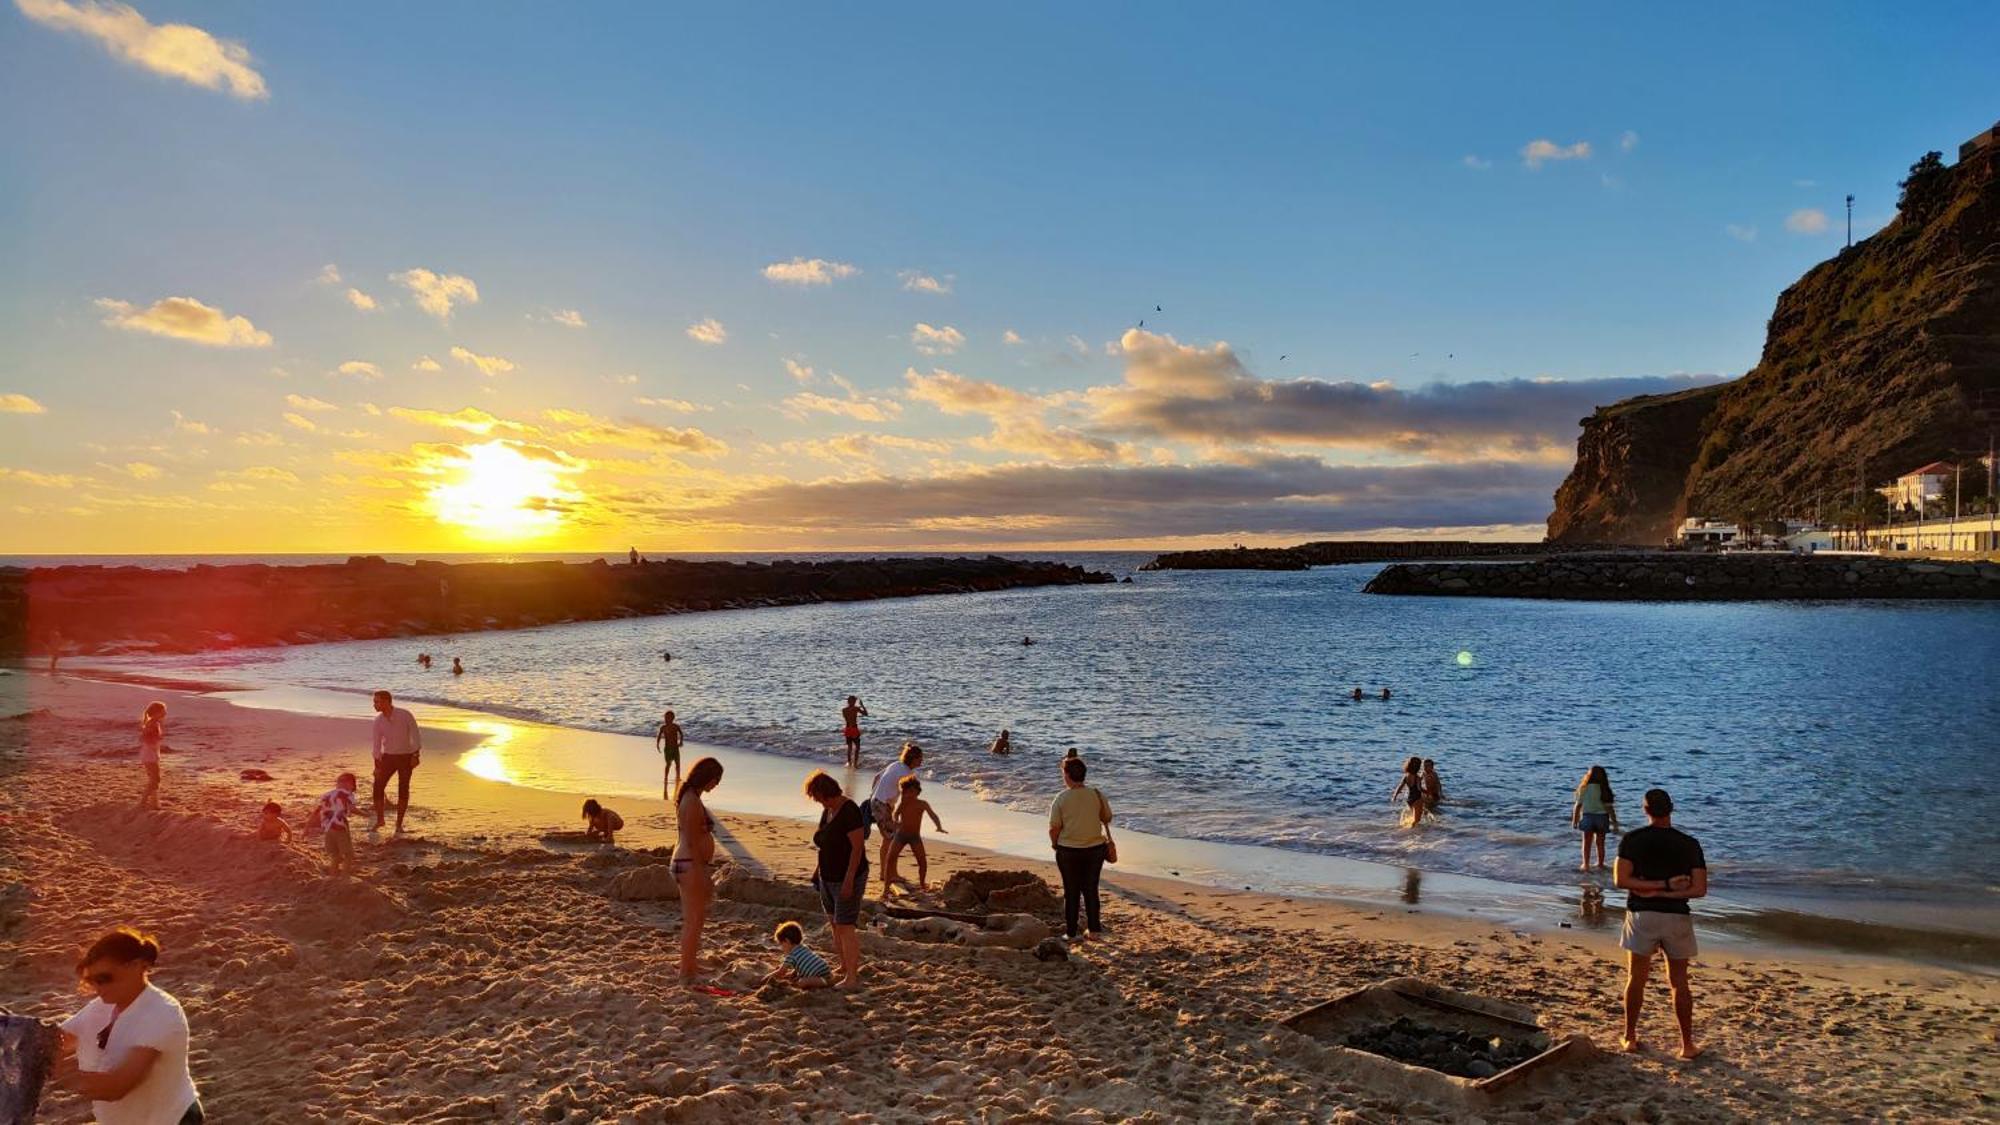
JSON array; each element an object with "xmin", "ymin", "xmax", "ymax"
[
  {"xmin": 0, "ymin": 555, "xmax": 1114, "ymax": 657},
  {"xmin": 1142, "ymin": 541, "xmax": 1556, "ymax": 571},
  {"xmin": 1363, "ymin": 552, "xmax": 2000, "ymax": 601}
]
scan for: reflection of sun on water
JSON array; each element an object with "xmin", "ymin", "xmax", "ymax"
[
  {"xmin": 427, "ymin": 440, "xmax": 580, "ymax": 541},
  {"xmin": 458, "ymin": 720, "xmax": 518, "ymax": 783}
]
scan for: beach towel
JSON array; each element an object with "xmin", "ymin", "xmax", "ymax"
[{"xmin": 0, "ymin": 1012, "xmax": 60, "ymax": 1125}]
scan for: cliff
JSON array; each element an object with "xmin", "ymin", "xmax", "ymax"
[
  {"xmin": 0, "ymin": 555, "xmax": 1114, "ymax": 658},
  {"xmin": 1547, "ymin": 136, "xmax": 2000, "ymax": 544},
  {"xmin": 1365, "ymin": 552, "xmax": 2000, "ymax": 601}
]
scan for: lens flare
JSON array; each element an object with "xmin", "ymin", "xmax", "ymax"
[
  {"xmin": 1455, "ymin": 650, "xmax": 1475, "ymax": 667},
  {"xmin": 426, "ymin": 440, "xmax": 579, "ymax": 540}
]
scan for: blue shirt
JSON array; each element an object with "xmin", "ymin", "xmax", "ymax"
[{"xmin": 783, "ymin": 944, "xmax": 832, "ymax": 979}]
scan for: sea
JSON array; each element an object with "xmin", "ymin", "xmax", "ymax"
[{"xmin": 23, "ymin": 550, "xmax": 2000, "ymax": 948}]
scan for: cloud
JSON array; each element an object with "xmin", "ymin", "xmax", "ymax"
[
  {"xmin": 634, "ymin": 396, "xmax": 706, "ymax": 413},
  {"xmin": 281, "ymin": 412, "xmax": 317, "ymax": 432},
  {"xmin": 1461, "ymin": 154, "xmax": 1492, "ymax": 170},
  {"xmin": 392, "ymin": 268, "xmax": 479, "ymax": 320},
  {"xmin": 345, "ymin": 288, "xmax": 378, "ymax": 311},
  {"xmin": 387, "ymin": 406, "xmax": 520, "ymax": 435},
  {"xmin": 761, "ymin": 257, "xmax": 858, "ymax": 286},
  {"xmin": 780, "ymin": 390, "xmax": 904, "ymax": 423},
  {"xmin": 96, "ymin": 296, "xmax": 271, "ymax": 347},
  {"xmin": 334, "ymin": 360, "xmax": 382, "ymax": 380},
  {"xmin": 782, "ymin": 432, "xmax": 954, "ymax": 464},
  {"xmin": 1520, "ymin": 139, "xmax": 1592, "ymax": 168},
  {"xmin": 899, "ymin": 270, "xmax": 953, "ymax": 295},
  {"xmin": 1785, "ymin": 208, "xmax": 1830, "ymax": 235},
  {"xmin": 0, "ymin": 467, "xmax": 79, "ymax": 488},
  {"xmin": 316, "ymin": 263, "xmax": 342, "ymax": 285},
  {"xmin": 1002, "ymin": 330, "xmax": 1024, "ymax": 346},
  {"xmin": 1620, "ymin": 130, "xmax": 1640, "ymax": 153},
  {"xmin": 783, "ymin": 358, "xmax": 815, "ymax": 383},
  {"xmin": 449, "ymin": 346, "xmax": 515, "ymax": 376},
  {"xmin": 685, "ymin": 317, "xmax": 727, "ymax": 345},
  {"xmin": 224, "ymin": 465, "xmax": 300, "ymax": 485},
  {"xmin": 168, "ymin": 409, "xmax": 208, "ymax": 433},
  {"xmin": 284, "ymin": 393, "xmax": 338, "ymax": 412},
  {"xmin": 1725, "ymin": 224, "xmax": 1758, "ymax": 243},
  {"xmin": 705, "ymin": 453, "xmax": 1567, "ymax": 543},
  {"xmin": 902, "ymin": 368, "xmax": 1122, "ymax": 463},
  {"xmin": 0, "ymin": 394, "xmax": 47, "ymax": 414},
  {"xmin": 117, "ymin": 461, "xmax": 161, "ymax": 480},
  {"xmin": 1090, "ymin": 329, "xmax": 1727, "ymax": 460},
  {"xmin": 551, "ymin": 308, "xmax": 587, "ymax": 329},
  {"xmin": 910, "ymin": 323, "xmax": 966, "ymax": 356},
  {"xmin": 540, "ymin": 409, "xmax": 727, "ymax": 455},
  {"xmin": 903, "ymin": 368, "xmax": 1040, "ymax": 417},
  {"xmin": 412, "ymin": 356, "xmax": 443, "ymax": 373},
  {"xmin": 15, "ymin": 0, "xmax": 268, "ymax": 99}
]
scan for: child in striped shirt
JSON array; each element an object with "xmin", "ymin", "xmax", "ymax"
[{"xmin": 764, "ymin": 920, "xmax": 832, "ymax": 989}]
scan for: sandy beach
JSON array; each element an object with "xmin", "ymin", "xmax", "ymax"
[{"xmin": 3, "ymin": 674, "xmax": 1996, "ymax": 1123}]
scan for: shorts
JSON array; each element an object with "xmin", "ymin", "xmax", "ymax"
[
  {"xmin": 1578, "ymin": 812, "xmax": 1610, "ymax": 834},
  {"xmin": 843, "ymin": 728, "xmax": 862, "ymax": 742},
  {"xmin": 891, "ymin": 830, "xmax": 920, "ymax": 847},
  {"xmin": 324, "ymin": 826, "xmax": 354, "ymax": 867},
  {"xmin": 1620, "ymin": 909, "xmax": 1697, "ymax": 960},
  {"xmin": 373, "ymin": 753, "xmax": 416, "ymax": 789},
  {"xmin": 871, "ymin": 799, "xmax": 895, "ymax": 830},
  {"xmin": 814, "ymin": 860, "xmax": 869, "ymax": 926}
]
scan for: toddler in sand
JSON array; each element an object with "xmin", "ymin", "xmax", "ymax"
[
  {"xmin": 256, "ymin": 801, "xmax": 292, "ymax": 842},
  {"xmin": 314, "ymin": 773, "xmax": 361, "ymax": 875},
  {"xmin": 581, "ymin": 799, "xmax": 624, "ymax": 844},
  {"xmin": 764, "ymin": 921, "xmax": 833, "ymax": 989},
  {"xmin": 882, "ymin": 776, "xmax": 946, "ymax": 893}
]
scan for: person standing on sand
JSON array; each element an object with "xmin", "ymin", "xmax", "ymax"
[
  {"xmin": 674, "ymin": 757, "xmax": 723, "ymax": 982},
  {"xmin": 1391, "ymin": 757, "xmax": 1427, "ymax": 827},
  {"xmin": 1571, "ymin": 764, "xmax": 1620, "ymax": 871},
  {"xmin": 369, "ymin": 691, "xmax": 422, "ymax": 835},
  {"xmin": 137, "ymin": 701, "xmax": 166, "ymax": 811},
  {"xmin": 655, "ymin": 709, "xmax": 684, "ymax": 797},
  {"xmin": 1049, "ymin": 754, "xmax": 1115, "ymax": 943},
  {"xmin": 1614, "ymin": 787, "xmax": 1707, "ymax": 1060},
  {"xmin": 805, "ymin": 770, "xmax": 867, "ymax": 989},
  {"xmin": 869, "ymin": 742, "xmax": 923, "ymax": 871},
  {"xmin": 840, "ymin": 696, "xmax": 868, "ymax": 768},
  {"xmin": 54, "ymin": 927, "xmax": 203, "ymax": 1123}
]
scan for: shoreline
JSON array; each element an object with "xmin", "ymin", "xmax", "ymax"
[
  {"xmin": 5, "ymin": 673, "xmax": 1998, "ymax": 1121},
  {"xmin": 33, "ymin": 666, "xmax": 2000, "ymax": 972}
]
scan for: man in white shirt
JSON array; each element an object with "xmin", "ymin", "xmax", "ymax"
[
  {"xmin": 370, "ymin": 690, "xmax": 423, "ymax": 834},
  {"xmin": 870, "ymin": 742, "xmax": 923, "ymax": 870}
]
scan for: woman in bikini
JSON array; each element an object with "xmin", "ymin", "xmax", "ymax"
[
  {"xmin": 1391, "ymin": 755, "xmax": 1428, "ymax": 827},
  {"xmin": 674, "ymin": 757, "xmax": 723, "ymax": 982},
  {"xmin": 137, "ymin": 702, "xmax": 166, "ymax": 811}
]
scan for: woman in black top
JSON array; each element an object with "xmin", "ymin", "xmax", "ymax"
[{"xmin": 805, "ymin": 770, "xmax": 866, "ymax": 990}]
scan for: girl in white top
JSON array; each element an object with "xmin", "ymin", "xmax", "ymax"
[
  {"xmin": 56, "ymin": 927, "xmax": 202, "ymax": 1124},
  {"xmin": 137, "ymin": 702, "xmax": 166, "ymax": 811}
]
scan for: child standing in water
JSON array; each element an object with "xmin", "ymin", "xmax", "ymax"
[
  {"xmin": 841, "ymin": 696, "xmax": 868, "ymax": 768},
  {"xmin": 882, "ymin": 776, "xmax": 946, "ymax": 893},
  {"xmin": 137, "ymin": 702, "xmax": 167, "ymax": 810},
  {"xmin": 1421, "ymin": 759, "xmax": 1443, "ymax": 814},
  {"xmin": 1571, "ymin": 764, "xmax": 1620, "ymax": 871},
  {"xmin": 1391, "ymin": 756, "xmax": 1429, "ymax": 827}
]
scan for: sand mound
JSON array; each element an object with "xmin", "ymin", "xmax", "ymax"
[
  {"xmin": 883, "ymin": 911, "xmax": 1050, "ymax": 950},
  {"xmin": 714, "ymin": 868, "xmax": 822, "ymax": 914},
  {"xmin": 275, "ymin": 875, "xmax": 409, "ymax": 941},
  {"xmin": 57, "ymin": 803, "xmax": 323, "ymax": 886},
  {"xmin": 609, "ymin": 864, "xmax": 679, "ymax": 902},
  {"xmin": 941, "ymin": 868, "xmax": 1058, "ymax": 916}
]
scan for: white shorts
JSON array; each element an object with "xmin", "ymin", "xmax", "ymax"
[{"xmin": 1620, "ymin": 910, "xmax": 1697, "ymax": 960}]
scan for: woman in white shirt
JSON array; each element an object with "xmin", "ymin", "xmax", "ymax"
[{"xmin": 55, "ymin": 927, "xmax": 202, "ymax": 1124}]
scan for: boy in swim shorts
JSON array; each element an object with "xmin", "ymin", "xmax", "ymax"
[
  {"xmin": 655, "ymin": 710, "xmax": 683, "ymax": 798},
  {"xmin": 881, "ymin": 776, "xmax": 946, "ymax": 893}
]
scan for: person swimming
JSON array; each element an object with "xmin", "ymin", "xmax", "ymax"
[
  {"xmin": 989, "ymin": 729, "xmax": 1012, "ymax": 755},
  {"xmin": 1022, "ymin": 636, "xmax": 1036, "ymax": 646},
  {"xmin": 1351, "ymin": 687, "xmax": 1364, "ymax": 702},
  {"xmin": 451, "ymin": 657, "xmax": 464, "ymax": 676},
  {"xmin": 1380, "ymin": 686, "xmax": 1392, "ymax": 701}
]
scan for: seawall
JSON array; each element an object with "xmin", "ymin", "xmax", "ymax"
[
  {"xmin": 1142, "ymin": 541, "xmax": 1565, "ymax": 572},
  {"xmin": 1363, "ymin": 552, "xmax": 2000, "ymax": 600},
  {"xmin": 1, "ymin": 555, "xmax": 1115, "ymax": 657}
]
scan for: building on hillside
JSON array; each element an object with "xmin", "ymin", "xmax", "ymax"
[
  {"xmin": 1961, "ymin": 120, "xmax": 2000, "ymax": 163},
  {"xmin": 1783, "ymin": 528, "xmax": 1838, "ymax": 553},
  {"xmin": 1677, "ymin": 518, "xmax": 1739, "ymax": 547},
  {"xmin": 1877, "ymin": 462, "xmax": 1952, "ymax": 513}
]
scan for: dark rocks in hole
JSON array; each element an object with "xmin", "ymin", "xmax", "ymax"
[{"xmin": 1343, "ymin": 1016, "xmax": 1543, "ymax": 1079}]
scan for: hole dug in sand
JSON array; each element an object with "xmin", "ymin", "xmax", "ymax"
[{"xmin": 1279, "ymin": 976, "xmax": 1595, "ymax": 1107}]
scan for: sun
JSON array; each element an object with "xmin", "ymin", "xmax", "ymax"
[{"xmin": 425, "ymin": 440, "xmax": 579, "ymax": 540}]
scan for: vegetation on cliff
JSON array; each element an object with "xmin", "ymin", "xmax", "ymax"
[{"xmin": 1548, "ymin": 136, "xmax": 2000, "ymax": 544}]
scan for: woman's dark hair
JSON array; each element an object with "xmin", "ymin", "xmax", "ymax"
[
  {"xmin": 78, "ymin": 927, "xmax": 160, "ymax": 973},
  {"xmin": 1586, "ymin": 764, "xmax": 1614, "ymax": 805},
  {"xmin": 582, "ymin": 799, "xmax": 603, "ymax": 818},
  {"xmin": 675, "ymin": 757, "xmax": 723, "ymax": 806},
  {"xmin": 1063, "ymin": 757, "xmax": 1087, "ymax": 783},
  {"xmin": 899, "ymin": 742, "xmax": 923, "ymax": 767},
  {"xmin": 773, "ymin": 920, "xmax": 805, "ymax": 945},
  {"xmin": 804, "ymin": 770, "xmax": 842, "ymax": 801},
  {"xmin": 1064, "ymin": 747, "xmax": 1080, "ymax": 759},
  {"xmin": 1403, "ymin": 756, "xmax": 1422, "ymax": 775}
]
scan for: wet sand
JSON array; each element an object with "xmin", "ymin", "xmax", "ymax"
[{"xmin": 3, "ymin": 674, "xmax": 1996, "ymax": 1122}]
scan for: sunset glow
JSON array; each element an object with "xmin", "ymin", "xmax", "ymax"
[{"xmin": 425, "ymin": 441, "xmax": 578, "ymax": 541}]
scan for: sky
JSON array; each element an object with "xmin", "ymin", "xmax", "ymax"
[{"xmin": 3, "ymin": 1, "xmax": 1997, "ymax": 554}]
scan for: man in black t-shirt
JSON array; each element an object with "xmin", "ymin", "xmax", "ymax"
[{"xmin": 1613, "ymin": 787, "xmax": 1707, "ymax": 1060}]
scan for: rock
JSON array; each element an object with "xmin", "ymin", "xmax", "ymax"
[
  {"xmin": 239, "ymin": 768, "xmax": 273, "ymax": 781},
  {"xmin": 1032, "ymin": 937, "xmax": 1069, "ymax": 962},
  {"xmin": 609, "ymin": 865, "xmax": 679, "ymax": 902}
]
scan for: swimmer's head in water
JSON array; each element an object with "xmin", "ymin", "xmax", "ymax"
[{"xmin": 582, "ymin": 799, "xmax": 603, "ymax": 818}]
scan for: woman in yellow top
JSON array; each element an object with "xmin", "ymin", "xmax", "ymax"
[{"xmin": 1048, "ymin": 755, "xmax": 1114, "ymax": 943}]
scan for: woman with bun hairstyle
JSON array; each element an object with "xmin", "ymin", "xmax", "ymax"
[{"xmin": 55, "ymin": 927, "xmax": 203, "ymax": 1123}]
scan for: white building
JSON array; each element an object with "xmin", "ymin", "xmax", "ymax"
[
  {"xmin": 1677, "ymin": 518, "xmax": 1739, "ymax": 546},
  {"xmin": 1877, "ymin": 461, "xmax": 1951, "ymax": 513}
]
